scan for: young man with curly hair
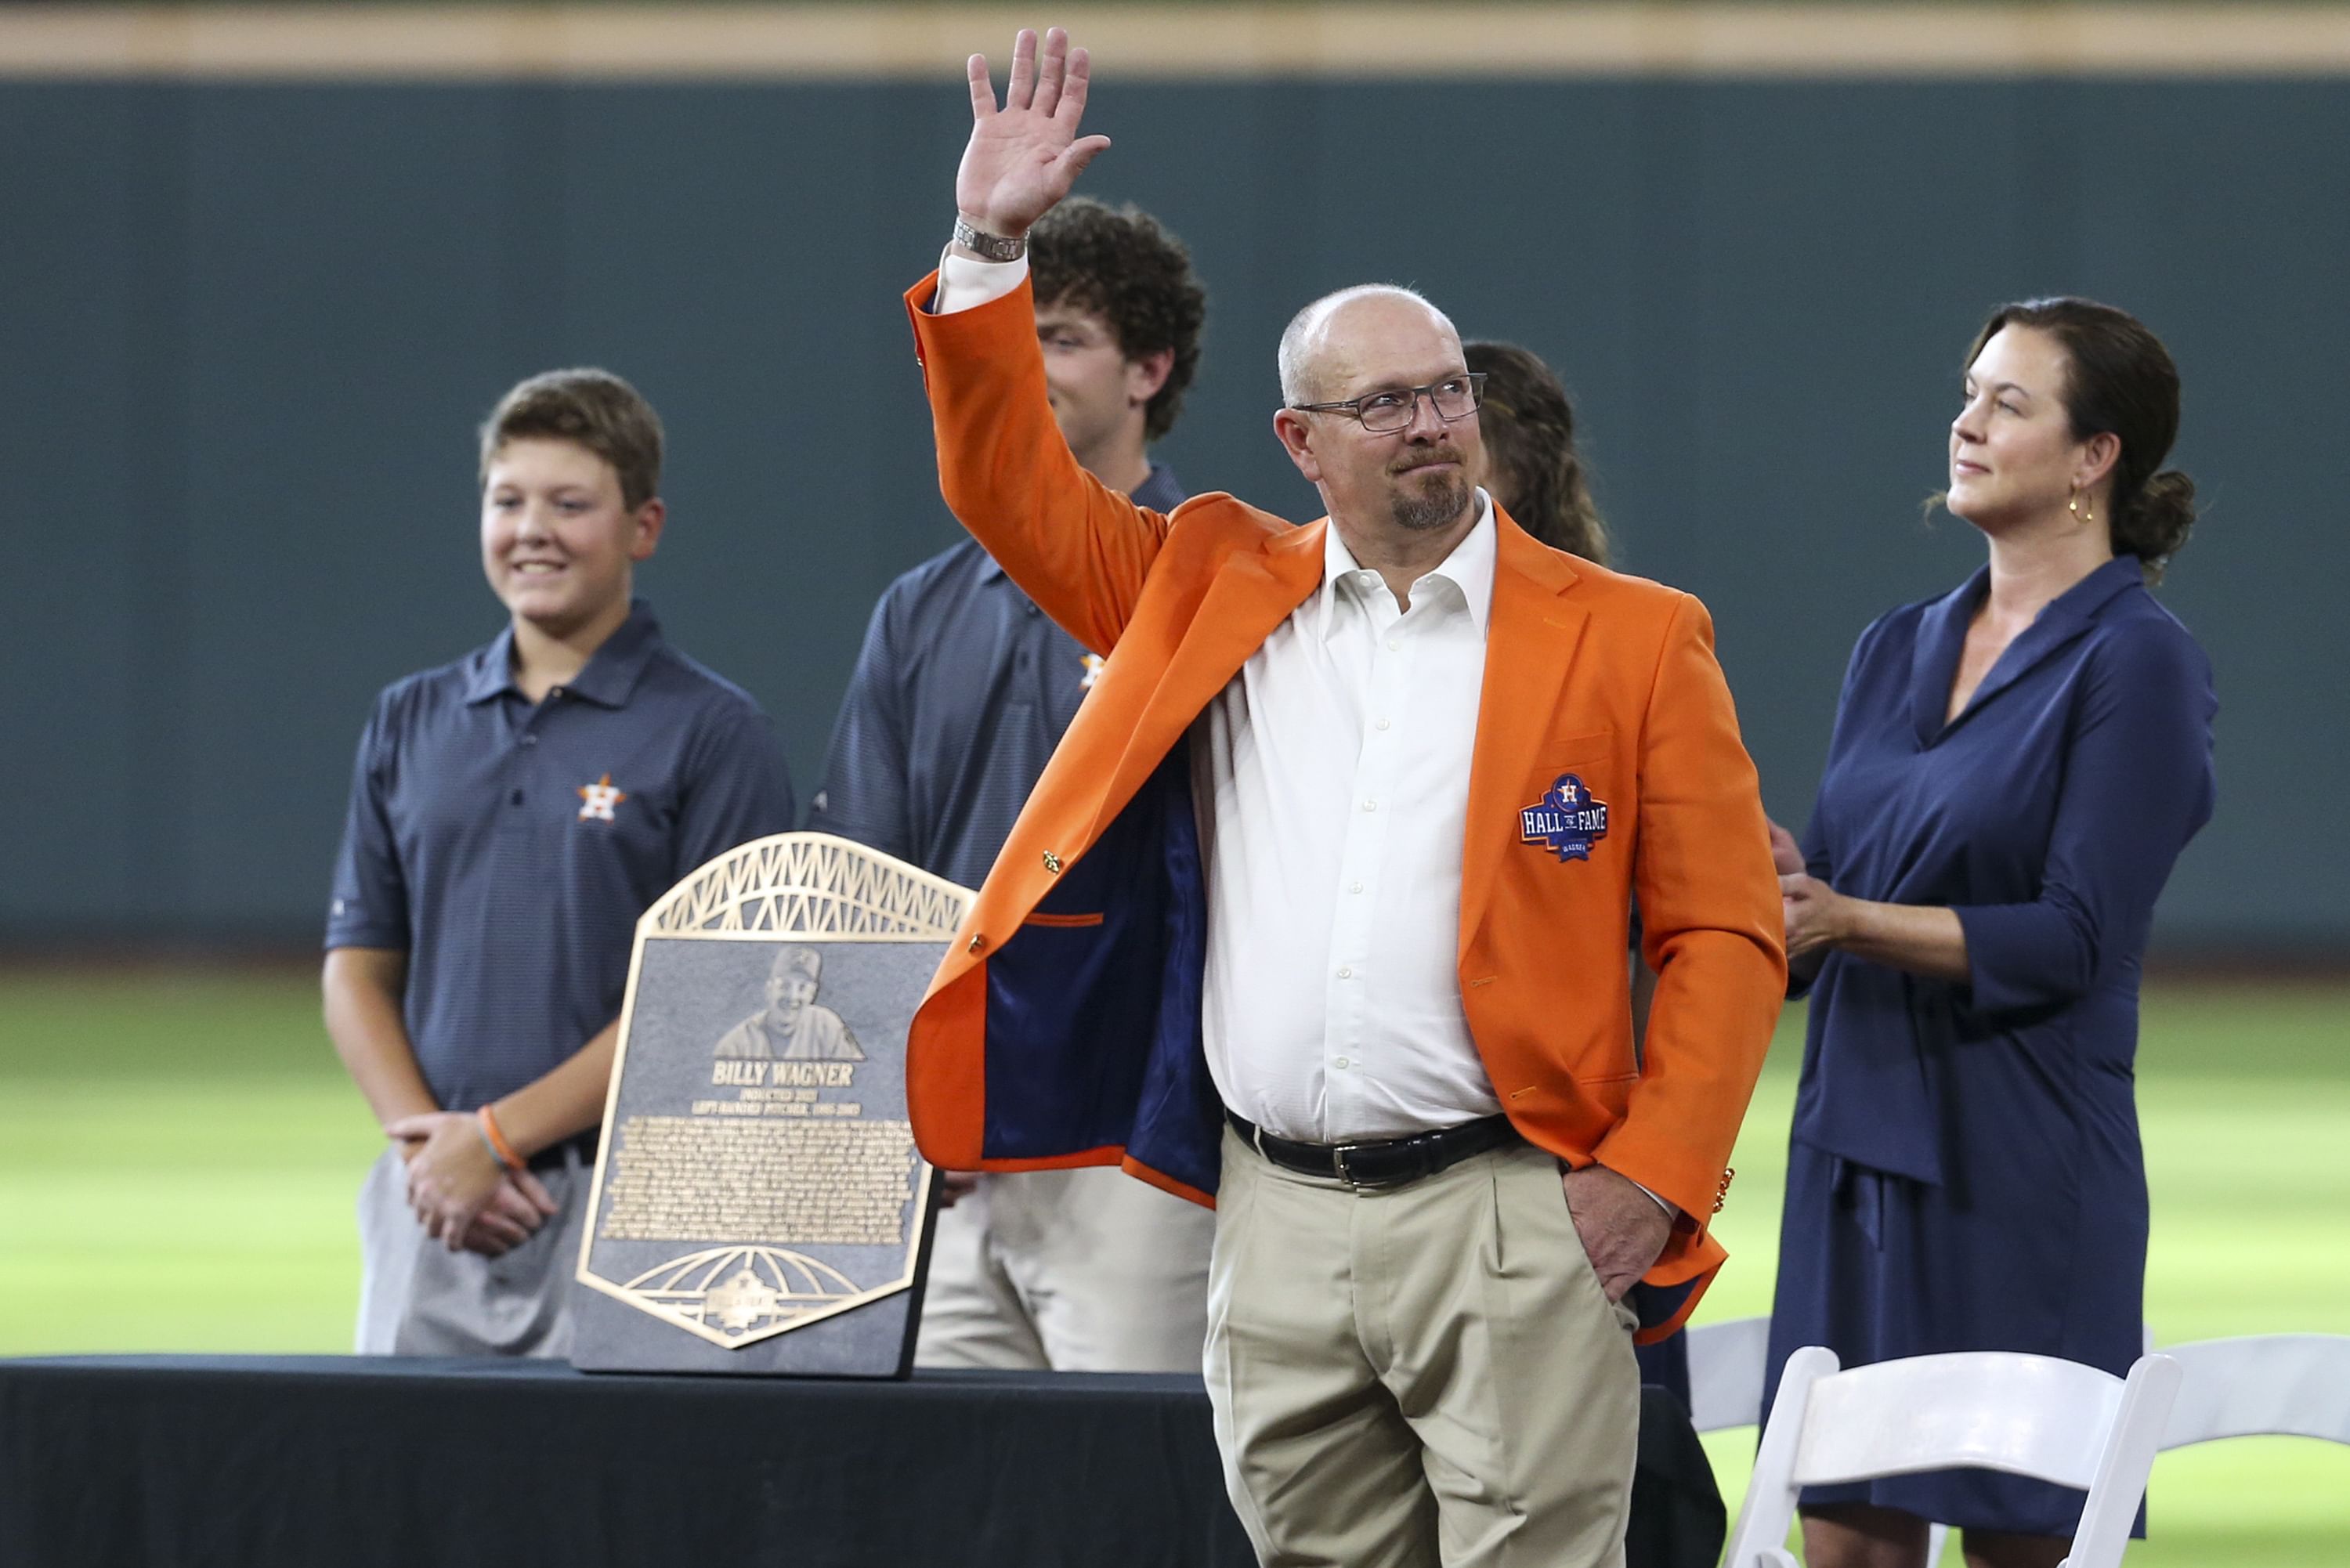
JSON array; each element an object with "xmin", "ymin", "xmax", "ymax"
[{"xmin": 809, "ymin": 197, "xmax": 1213, "ymax": 1371}]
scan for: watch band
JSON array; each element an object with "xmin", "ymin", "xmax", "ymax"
[{"xmin": 953, "ymin": 215, "xmax": 1027, "ymax": 262}]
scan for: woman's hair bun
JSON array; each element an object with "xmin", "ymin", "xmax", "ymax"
[{"xmin": 2117, "ymin": 468, "xmax": 2196, "ymax": 585}]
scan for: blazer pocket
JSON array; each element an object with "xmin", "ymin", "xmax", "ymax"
[
  {"xmin": 1021, "ymin": 910, "xmax": 1106, "ymax": 929},
  {"xmin": 1528, "ymin": 731, "xmax": 1618, "ymax": 790},
  {"xmin": 1571, "ymin": 1069, "xmax": 1642, "ymax": 1118},
  {"xmin": 1537, "ymin": 729, "xmax": 1614, "ymax": 759}
]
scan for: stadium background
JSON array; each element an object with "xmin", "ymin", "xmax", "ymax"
[{"xmin": 2, "ymin": 5, "xmax": 2344, "ymax": 1562}]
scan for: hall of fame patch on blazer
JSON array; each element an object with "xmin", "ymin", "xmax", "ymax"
[{"xmin": 1520, "ymin": 775, "xmax": 1611, "ymax": 862}]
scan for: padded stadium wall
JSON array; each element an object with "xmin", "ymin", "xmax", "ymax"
[{"xmin": 2, "ymin": 6, "xmax": 2345, "ymax": 956}]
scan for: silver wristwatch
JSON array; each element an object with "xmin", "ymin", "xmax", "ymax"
[{"xmin": 953, "ymin": 215, "xmax": 1027, "ymax": 262}]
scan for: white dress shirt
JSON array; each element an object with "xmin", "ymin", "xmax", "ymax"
[
  {"xmin": 935, "ymin": 249, "xmax": 1504, "ymax": 1143},
  {"xmin": 1192, "ymin": 518, "xmax": 1504, "ymax": 1141}
]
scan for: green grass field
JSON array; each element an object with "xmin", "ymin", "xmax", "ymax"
[{"xmin": 2, "ymin": 970, "xmax": 2345, "ymax": 1562}]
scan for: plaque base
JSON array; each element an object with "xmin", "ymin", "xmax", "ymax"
[{"xmin": 568, "ymin": 1177, "xmax": 941, "ymax": 1376}]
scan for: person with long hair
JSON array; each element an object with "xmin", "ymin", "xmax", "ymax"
[
  {"xmin": 1765, "ymin": 298, "xmax": 2216, "ymax": 1568},
  {"xmin": 1464, "ymin": 339, "xmax": 1611, "ymax": 564}
]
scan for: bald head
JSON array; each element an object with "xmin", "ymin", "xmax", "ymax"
[
  {"xmin": 1278, "ymin": 285, "xmax": 1461, "ymax": 406},
  {"xmin": 1270, "ymin": 283, "xmax": 1483, "ymax": 569}
]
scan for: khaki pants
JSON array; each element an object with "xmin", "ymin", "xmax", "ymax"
[
  {"xmin": 915, "ymin": 1165, "xmax": 1216, "ymax": 1372},
  {"xmin": 353, "ymin": 1144, "xmax": 587, "ymax": 1359},
  {"xmin": 1206, "ymin": 1126, "xmax": 1640, "ymax": 1568}
]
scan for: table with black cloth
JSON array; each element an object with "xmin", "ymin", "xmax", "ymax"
[{"xmin": 0, "ymin": 1356, "xmax": 1722, "ymax": 1568}]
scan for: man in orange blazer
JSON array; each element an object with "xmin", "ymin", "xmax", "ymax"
[{"xmin": 905, "ymin": 29, "xmax": 1784, "ymax": 1567}]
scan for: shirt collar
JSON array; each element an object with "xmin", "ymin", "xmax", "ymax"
[
  {"xmin": 1315, "ymin": 489, "xmax": 1497, "ymax": 638},
  {"xmin": 981, "ymin": 461, "xmax": 1184, "ymax": 583},
  {"xmin": 461, "ymin": 598, "xmax": 664, "ymax": 707},
  {"xmin": 461, "ymin": 628, "xmax": 518, "ymax": 704},
  {"xmin": 1131, "ymin": 461, "xmax": 1186, "ymax": 515},
  {"xmin": 2055, "ymin": 551, "xmax": 2147, "ymax": 620}
]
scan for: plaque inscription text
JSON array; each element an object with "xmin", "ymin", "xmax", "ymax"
[{"xmin": 600, "ymin": 1114, "xmax": 917, "ymax": 1247}]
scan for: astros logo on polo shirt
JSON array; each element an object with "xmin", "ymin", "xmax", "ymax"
[
  {"xmin": 1079, "ymin": 652, "xmax": 1106, "ymax": 690},
  {"xmin": 577, "ymin": 773, "xmax": 627, "ymax": 823},
  {"xmin": 1520, "ymin": 774, "xmax": 1609, "ymax": 862}
]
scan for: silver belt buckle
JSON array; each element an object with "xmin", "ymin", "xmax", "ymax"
[{"xmin": 1332, "ymin": 1142, "xmax": 1386, "ymax": 1188}]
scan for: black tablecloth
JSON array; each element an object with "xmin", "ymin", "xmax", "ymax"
[{"xmin": 0, "ymin": 1356, "xmax": 1720, "ymax": 1568}]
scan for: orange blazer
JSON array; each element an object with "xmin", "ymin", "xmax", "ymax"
[{"xmin": 899, "ymin": 271, "xmax": 1785, "ymax": 1333}]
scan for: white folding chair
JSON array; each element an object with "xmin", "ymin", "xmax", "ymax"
[
  {"xmin": 2157, "ymin": 1332, "xmax": 2350, "ymax": 1448},
  {"xmin": 1686, "ymin": 1314, "xmax": 1772, "ymax": 1433},
  {"xmin": 1685, "ymin": 1318, "xmax": 1968, "ymax": 1561},
  {"xmin": 1686, "ymin": 1317, "xmax": 1960, "ymax": 1562},
  {"xmin": 1723, "ymin": 1346, "xmax": 2181, "ymax": 1568}
]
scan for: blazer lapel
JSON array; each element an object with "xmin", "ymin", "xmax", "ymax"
[
  {"xmin": 1090, "ymin": 520, "xmax": 1325, "ymax": 836},
  {"xmin": 1460, "ymin": 515, "xmax": 1587, "ymax": 950}
]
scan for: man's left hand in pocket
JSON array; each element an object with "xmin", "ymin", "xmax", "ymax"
[{"xmin": 1562, "ymin": 1163, "xmax": 1674, "ymax": 1302}]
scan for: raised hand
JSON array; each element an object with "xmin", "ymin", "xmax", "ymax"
[{"xmin": 956, "ymin": 27, "xmax": 1111, "ymax": 240}]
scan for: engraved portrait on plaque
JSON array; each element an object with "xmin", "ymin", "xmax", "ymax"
[
  {"xmin": 568, "ymin": 833, "xmax": 971, "ymax": 1376},
  {"xmin": 714, "ymin": 946, "xmax": 864, "ymax": 1061}
]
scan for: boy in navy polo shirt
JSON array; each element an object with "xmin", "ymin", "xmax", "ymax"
[{"xmin": 325, "ymin": 369, "xmax": 794, "ymax": 1357}]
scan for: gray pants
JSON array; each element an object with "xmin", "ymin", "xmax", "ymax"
[
  {"xmin": 354, "ymin": 1144, "xmax": 588, "ymax": 1358},
  {"xmin": 915, "ymin": 1165, "xmax": 1216, "ymax": 1372}
]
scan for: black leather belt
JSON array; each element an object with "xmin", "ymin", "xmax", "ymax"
[{"xmin": 1226, "ymin": 1108, "xmax": 1520, "ymax": 1189}]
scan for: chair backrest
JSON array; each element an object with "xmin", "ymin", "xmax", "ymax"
[
  {"xmin": 1793, "ymin": 1352, "xmax": 2124, "ymax": 1488},
  {"xmin": 1685, "ymin": 1314, "xmax": 1771, "ymax": 1433},
  {"xmin": 1680, "ymin": 1317, "xmax": 2160, "ymax": 1438},
  {"xmin": 1724, "ymin": 1347, "xmax": 2181, "ymax": 1568},
  {"xmin": 2159, "ymin": 1334, "xmax": 2350, "ymax": 1447}
]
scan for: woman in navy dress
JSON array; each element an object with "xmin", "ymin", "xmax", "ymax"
[{"xmin": 1763, "ymin": 298, "xmax": 2216, "ymax": 1568}]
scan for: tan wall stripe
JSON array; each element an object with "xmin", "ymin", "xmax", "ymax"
[{"xmin": 6, "ymin": 5, "xmax": 2350, "ymax": 80}]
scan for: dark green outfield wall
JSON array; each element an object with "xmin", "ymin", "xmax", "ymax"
[{"xmin": 3, "ymin": 78, "xmax": 2344, "ymax": 950}]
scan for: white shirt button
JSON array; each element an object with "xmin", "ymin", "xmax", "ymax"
[
  {"xmin": 1376, "ymin": 717, "xmax": 1390, "ymax": 731},
  {"xmin": 1361, "ymin": 799, "xmax": 1377, "ymax": 812},
  {"xmin": 1350, "ymin": 881, "xmax": 1364, "ymax": 894},
  {"xmin": 1333, "ymin": 1057, "xmax": 1352, "ymax": 1070},
  {"xmin": 1336, "ymin": 966, "xmax": 1353, "ymax": 979},
  {"xmin": 1386, "ymin": 638, "xmax": 1400, "ymax": 652}
]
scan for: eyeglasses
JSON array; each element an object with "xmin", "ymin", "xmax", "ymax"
[{"xmin": 1287, "ymin": 373, "xmax": 1487, "ymax": 434}]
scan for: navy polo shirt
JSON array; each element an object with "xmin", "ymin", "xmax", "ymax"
[
  {"xmin": 808, "ymin": 464, "xmax": 1184, "ymax": 890},
  {"xmin": 327, "ymin": 599, "xmax": 796, "ymax": 1113}
]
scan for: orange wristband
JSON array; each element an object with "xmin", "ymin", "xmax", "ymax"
[{"xmin": 477, "ymin": 1104, "xmax": 524, "ymax": 1172}]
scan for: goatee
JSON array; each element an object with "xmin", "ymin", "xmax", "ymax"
[{"xmin": 1390, "ymin": 467, "xmax": 1470, "ymax": 533}]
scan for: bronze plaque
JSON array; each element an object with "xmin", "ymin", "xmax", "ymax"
[{"xmin": 569, "ymin": 833, "xmax": 971, "ymax": 1375}]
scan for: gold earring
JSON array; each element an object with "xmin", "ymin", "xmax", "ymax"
[{"xmin": 2069, "ymin": 489, "xmax": 2094, "ymax": 526}]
